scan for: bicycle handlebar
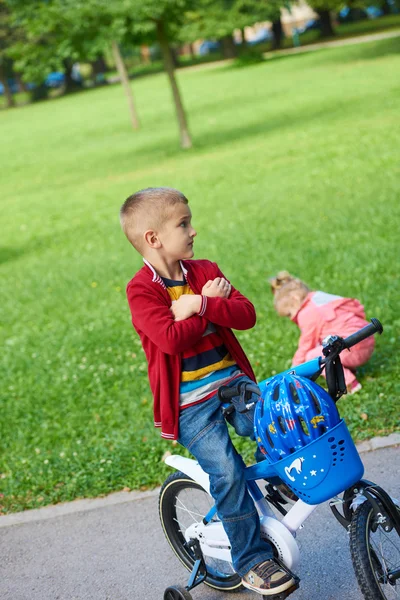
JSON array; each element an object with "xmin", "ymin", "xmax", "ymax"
[
  {"xmin": 218, "ymin": 386, "xmax": 240, "ymax": 401},
  {"xmin": 343, "ymin": 318, "xmax": 383, "ymax": 349},
  {"xmin": 218, "ymin": 318, "xmax": 383, "ymax": 405},
  {"xmin": 218, "ymin": 382, "xmax": 261, "ymax": 402}
]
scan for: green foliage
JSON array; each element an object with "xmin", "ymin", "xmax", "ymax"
[
  {"xmin": 179, "ymin": 0, "xmax": 282, "ymax": 43},
  {"xmin": 306, "ymin": 0, "xmax": 345, "ymax": 11},
  {"xmin": 1, "ymin": 37, "xmax": 399, "ymax": 512},
  {"xmin": 5, "ymin": 0, "xmax": 134, "ymax": 83},
  {"xmin": 305, "ymin": 0, "xmax": 369, "ymax": 16},
  {"xmin": 0, "ymin": 0, "xmax": 22, "ymax": 64}
]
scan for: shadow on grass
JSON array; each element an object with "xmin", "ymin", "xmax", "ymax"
[
  {"xmin": 0, "ymin": 246, "xmax": 27, "ymax": 265},
  {"xmin": 131, "ymin": 85, "xmax": 383, "ymax": 167},
  {"xmin": 0, "ymin": 224, "xmax": 90, "ymax": 266}
]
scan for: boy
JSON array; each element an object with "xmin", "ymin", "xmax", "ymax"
[{"xmin": 120, "ymin": 187, "xmax": 295, "ymax": 596}]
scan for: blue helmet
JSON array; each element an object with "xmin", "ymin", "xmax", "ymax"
[{"xmin": 254, "ymin": 374, "xmax": 340, "ymax": 462}]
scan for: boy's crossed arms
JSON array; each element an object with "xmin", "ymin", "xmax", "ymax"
[{"xmin": 170, "ymin": 277, "xmax": 231, "ymax": 321}]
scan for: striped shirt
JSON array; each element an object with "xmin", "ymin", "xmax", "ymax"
[{"xmin": 162, "ymin": 277, "xmax": 243, "ymax": 408}]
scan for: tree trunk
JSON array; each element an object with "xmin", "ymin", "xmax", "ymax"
[
  {"xmin": 220, "ymin": 34, "xmax": 237, "ymax": 59},
  {"xmin": 317, "ymin": 10, "xmax": 335, "ymax": 37},
  {"xmin": 91, "ymin": 56, "xmax": 107, "ymax": 75},
  {"xmin": 0, "ymin": 64, "xmax": 15, "ymax": 108},
  {"xmin": 140, "ymin": 45, "xmax": 151, "ymax": 65},
  {"xmin": 156, "ymin": 20, "xmax": 192, "ymax": 150},
  {"xmin": 170, "ymin": 46, "xmax": 179, "ymax": 69},
  {"xmin": 90, "ymin": 56, "xmax": 108, "ymax": 86},
  {"xmin": 272, "ymin": 18, "xmax": 284, "ymax": 50},
  {"xmin": 15, "ymin": 72, "xmax": 28, "ymax": 93},
  {"xmin": 62, "ymin": 59, "xmax": 83, "ymax": 93},
  {"xmin": 241, "ymin": 27, "xmax": 246, "ymax": 45},
  {"xmin": 111, "ymin": 40, "xmax": 140, "ymax": 131},
  {"xmin": 30, "ymin": 83, "xmax": 48, "ymax": 102}
]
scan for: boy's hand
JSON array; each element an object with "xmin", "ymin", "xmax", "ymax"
[
  {"xmin": 170, "ymin": 295, "xmax": 202, "ymax": 321},
  {"xmin": 201, "ymin": 278, "xmax": 231, "ymax": 299}
]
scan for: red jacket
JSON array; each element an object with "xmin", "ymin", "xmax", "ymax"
[{"xmin": 126, "ymin": 259, "xmax": 256, "ymax": 440}]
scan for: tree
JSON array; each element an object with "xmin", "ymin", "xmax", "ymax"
[
  {"xmin": 7, "ymin": 0, "xmax": 194, "ymax": 146},
  {"xmin": 127, "ymin": 0, "xmax": 196, "ymax": 149},
  {"xmin": 6, "ymin": 0, "xmax": 140, "ymax": 125},
  {"xmin": 111, "ymin": 40, "xmax": 139, "ymax": 129},
  {"xmin": 0, "ymin": 0, "xmax": 17, "ymax": 107},
  {"xmin": 304, "ymin": 0, "xmax": 345, "ymax": 37},
  {"xmin": 179, "ymin": 0, "xmax": 283, "ymax": 58}
]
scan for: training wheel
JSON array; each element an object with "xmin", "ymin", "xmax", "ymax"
[{"xmin": 163, "ymin": 585, "xmax": 193, "ymax": 600}]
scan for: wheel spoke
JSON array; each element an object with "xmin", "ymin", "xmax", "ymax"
[
  {"xmin": 351, "ymin": 502, "xmax": 400, "ymax": 600},
  {"xmin": 160, "ymin": 474, "xmax": 239, "ymax": 588},
  {"xmin": 369, "ymin": 515, "xmax": 400, "ymax": 597}
]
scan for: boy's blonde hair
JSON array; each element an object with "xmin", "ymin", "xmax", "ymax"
[
  {"xmin": 120, "ymin": 187, "xmax": 188, "ymax": 253},
  {"xmin": 269, "ymin": 271, "xmax": 310, "ymax": 317}
]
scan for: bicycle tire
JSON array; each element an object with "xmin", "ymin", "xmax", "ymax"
[
  {"xmin": 350, "ymin": 500, "xmax": 400, "ymax": 600},
  {"xmin": 159, "ymin": 471, "xmax": 242, "ymax": 592},
  {"xmin": 164, "ymin": 585, "xmax": 193, "ymax": 600}
]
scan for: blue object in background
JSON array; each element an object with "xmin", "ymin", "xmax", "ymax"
[
  {"xmin": 198, "ymin": 40, "xmax": 220, "ymax": 55},
  {"xmin": 45, "ymin": 72, "xmax": 65, "ymax": 88},
  {"xmin": 295, "ymin": 18, "xmax": 321, "ymax": 35},
  {"xmin": 366, "ymin": 5, "xmax": 384, "ymax": 17},
  {"xmin": 339, "ymin": 6, "xmax": 351, "ymax": 19},
  {"xmin": 0, "ymin": 78, "xmax": 19, "ymax": 95},
  {"xmin": 338, "ymin": 4, "xmax": 385, "ymax": 21},
  {"xmin": 247, "ymin": 28, "xmax": 273, "ymax": 45}
]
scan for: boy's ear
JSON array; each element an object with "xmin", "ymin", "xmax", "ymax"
[{"xmin": 144, "ymin": 229, "xmax": 161, "ymax": 249}]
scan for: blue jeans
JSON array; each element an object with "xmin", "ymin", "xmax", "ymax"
[{"xmin": 177, "ymin": 376, "xmax": 273, "ymax": 576}]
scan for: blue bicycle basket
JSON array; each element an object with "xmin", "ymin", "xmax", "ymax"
[{"xmin": 254, "ymin": 374, "xmax": 364, "ymax": 504}]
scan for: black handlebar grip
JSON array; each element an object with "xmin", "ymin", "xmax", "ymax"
[
  {"xmin": 218, "ymin": 383, "xmax": 262, "ymax": 402},
  {"xmin": 218, "ymin": 385, "xmax": 240, "ymax": 401},
  {"xmin": 344, "ymin": 318, "xmax": 383, "ymax": 350}
]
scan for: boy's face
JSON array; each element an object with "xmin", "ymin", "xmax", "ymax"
[{"xmin": 157, "ymin": 203, "xmax": 197, "ymax": 261}]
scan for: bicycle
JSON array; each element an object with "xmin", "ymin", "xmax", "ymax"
[{"xmin": 160, "ymin": 318, "xmax": 400, "ymax": 600}]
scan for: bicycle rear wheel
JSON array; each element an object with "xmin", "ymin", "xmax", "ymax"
[
  {"xmin": 159, "ymin": 471, "xmax": 242, "ymax": 592},
  {"xmin": 350, "ymin": 500, "xmax": 400, "ymax": 600}
]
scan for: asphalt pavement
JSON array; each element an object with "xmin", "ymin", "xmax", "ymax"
[{"xmin": 0, "ymin": 444, "xmax": 399, "ymax": 600}]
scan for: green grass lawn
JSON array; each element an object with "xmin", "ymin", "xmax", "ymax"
[{"xmin": 1, "ymin": 36, "xmax": 399, "ymax": 513}]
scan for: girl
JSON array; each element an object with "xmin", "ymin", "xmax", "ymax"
[{"xmin": 270, "ymin": 271, "xmax": 375, "ymax": 394}]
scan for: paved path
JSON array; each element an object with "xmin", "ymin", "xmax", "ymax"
[
  {"xmin": 0, "ymin": 444, "xmax": 399, "ymax": 600},
  {"xmin": 180, "ymin": 29, "xmax": 400, "ymax": 76},
  {"xmin": 262, "ymin": 28, "xmax": 400, "ymax": 58},
  {"xmin": 106, "ymin": 29, "xmax": 400, "ymax": 84}
]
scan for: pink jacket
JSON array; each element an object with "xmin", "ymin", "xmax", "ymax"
[{"xmin": 291, "ymin": 291, "xmax": 371, "ymax": 365}]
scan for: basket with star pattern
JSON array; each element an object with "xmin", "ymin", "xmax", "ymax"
[{"xmin": 272, "ymin": 419, "xmax": 364, "ymax": 504}]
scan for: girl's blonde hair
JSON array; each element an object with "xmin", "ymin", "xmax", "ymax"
[{"xmin": 269, "ymin": 271, "xmax": 310, "ymax": 317}]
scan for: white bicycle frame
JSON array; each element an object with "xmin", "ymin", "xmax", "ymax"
[
  {"xmin": 166, "ymin": 454, "xmax": 319, "ymax": 571},
  {"xmin": 164, "ymin": 357, "xmax": 329, "ymax": 571}
]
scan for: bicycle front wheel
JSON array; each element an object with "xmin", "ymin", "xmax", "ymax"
[
  {"xmin": 159, "ymin": 471, "xmax": 242, "ymax": 592},
  {"xmin": 350, "ymin": 500, "xmax": 400, "ymax": 600}
]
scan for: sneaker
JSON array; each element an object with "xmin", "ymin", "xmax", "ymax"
[
  {"xmin": 347, "ymin": 380, "xmax": 362, "ymax": 395},
  {"xmin": 242, "ymin": 559, "xmax": 295, "ymax": 595}
]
